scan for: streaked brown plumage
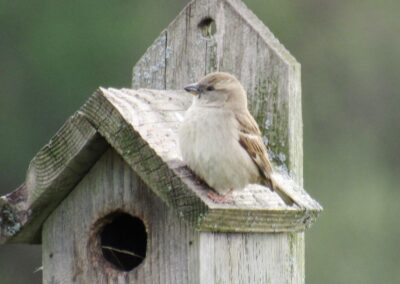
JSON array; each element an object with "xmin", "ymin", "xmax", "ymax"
[{"xmin": 179, "ymin": 72, "xmax": 293, "ymax": 204}]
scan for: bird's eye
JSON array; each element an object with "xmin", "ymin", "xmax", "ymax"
[{"xmin": 206, "ymin": 86, "xmax": 215, "ymax": 91}]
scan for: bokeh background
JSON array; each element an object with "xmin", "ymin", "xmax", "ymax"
[{"xmin": 1, "ymin": 0, "xmax": 399, "ymax": 283}]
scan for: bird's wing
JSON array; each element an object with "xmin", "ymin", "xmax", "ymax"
[
  {"xmin": 235, "ymin": 111, "xmax": 295, "ymax": 205},
  {"xmin": 235, "ymin": 111, "xmax": 273, "ymax": 179}
]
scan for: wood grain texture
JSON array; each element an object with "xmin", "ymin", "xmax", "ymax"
[
  {"xmin": 132, "ymin": 31, "xmax": 167, "ymax": 90},
  {"xmin": 43, "ymin": 149, "xmax": 199, "ymax": 284},
  {"xmin": 199, "ymin": 232, "xmax": 305, "ymax": 284},
  {"xmin": 0, "ymin": 113, "xmax": 108, "ymax": 244},
  {"xmin": 43, "ymin": 150, "xmax": 305, "ymax": 284}
]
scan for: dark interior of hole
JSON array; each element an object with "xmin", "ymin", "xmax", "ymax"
[
  {"xmin": 198, "ymin": 17, "xmax": 214, "ymax": 28},
  {"xmin": 198, "ymin": 17, "xmax": 216, "ymax": 37},
  {"xmin": 100, "ymin": 213, "xmax": 147, "ymax": 271}
]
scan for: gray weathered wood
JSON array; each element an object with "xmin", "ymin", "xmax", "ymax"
[
  {"xmin": 132, "ymin": 31, "xmax": 167, "ymax": 90},
  {"xmin": 43, "ymin": 149, "xmax": 198, "ymax": 284},
  {"xmin": 199, "ymin": 232, "xmax": 304, "ymax": 284},
  {"xmin": 0, "ymin": 113, "xmax": 108, "ymax": 244},
  {"xmin": 43, "ymin": 149, "xmax": 305, "ymax": 284}
]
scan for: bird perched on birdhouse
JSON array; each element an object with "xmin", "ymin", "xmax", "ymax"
[{"xmin": 180, "ymin": 72, "xmax": 294, "ymax": 204}]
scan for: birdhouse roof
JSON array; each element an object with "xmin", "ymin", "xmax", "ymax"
[{"xmin": 0, "ymin": 88, "xmax": 321, "ymax": 244}]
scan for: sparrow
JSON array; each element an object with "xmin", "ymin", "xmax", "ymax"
[{"xmin": 179, "ymin": 72, "xmax": 294, "ymax": 204}]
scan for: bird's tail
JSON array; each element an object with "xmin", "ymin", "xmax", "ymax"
[{"xmin": 264, "ymin": 172, "xmax": 299, "ymax": 206}]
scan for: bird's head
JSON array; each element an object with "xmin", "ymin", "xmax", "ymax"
[{"xmin": 184, "ymin": 72, "xmax": 247, "ymax": 109}]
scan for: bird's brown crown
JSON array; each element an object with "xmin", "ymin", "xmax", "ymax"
[{"xmin": 199, "ymin": 72, "xmax": 240, "ymax": 91}]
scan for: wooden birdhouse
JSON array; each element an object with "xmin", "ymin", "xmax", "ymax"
[{"xmin": 0, "ymin": 0, "xmax": 322, "ymax": 283}]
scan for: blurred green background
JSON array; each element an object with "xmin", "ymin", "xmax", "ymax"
[{"xmin": 1, "ymin": 0, "xmax": 399, "ymax": 283}]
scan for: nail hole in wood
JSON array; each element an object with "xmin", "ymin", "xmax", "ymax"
[
  {"xmin": 198, "ymin": 17, "xmax": 216, "ymax": 38},
  {"xmin": 98, "ymin": 212, "xmax": 147, "ymax": 271}
]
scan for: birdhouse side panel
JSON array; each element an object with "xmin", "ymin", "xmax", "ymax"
[{"xmin": 42, "ymin": 149, "xmax": 199, "ymax": 284}]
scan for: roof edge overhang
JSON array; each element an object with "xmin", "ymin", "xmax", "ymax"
[{"xmin": 0, "ymin": 112, "xmax": 109, "ymax": 244}]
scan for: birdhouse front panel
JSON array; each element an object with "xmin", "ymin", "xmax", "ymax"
[{"xmin": 42, "ymin": 149, "xmax": 198, "ymax": 284}]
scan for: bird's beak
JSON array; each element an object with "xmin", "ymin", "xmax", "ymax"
[{"xmin": 184, "ymin": 83, "xmax": 201, "ymax": 95}]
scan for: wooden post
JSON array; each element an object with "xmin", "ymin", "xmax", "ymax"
[{"xmin": 132, "ymin": 0, "xmax": 313, "ymax": 283}]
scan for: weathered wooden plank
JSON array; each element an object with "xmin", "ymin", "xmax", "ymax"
[
  {"xmin": 43, "ymin": 149, "xmax": 199, "ymax": 284},
  {"xmin": 0, "ymin": 113, "xmax": 108, "ymax": 244},
  {"xmin": 165, "ymin": 0, "xmax": 218, "ymax": 87},
  {"xmin": 132, "ymin": 31, "xmax": 167, "ymax": 89},
  {"xmin": 199, "ymin": 232, "xmax": 305, "ymax": 284},
  {"xmin": 132, "ymin": 0, "xmax": 221, "ymax": 90}
]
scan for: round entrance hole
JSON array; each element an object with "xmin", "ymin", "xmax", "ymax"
[
  {"xmin": 198, "ymin": 17, "xmax": 216, "ymax": 38},
  {"xmin": 99, "ymin": 212, "xmax": 147, "ymax": 271}
]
